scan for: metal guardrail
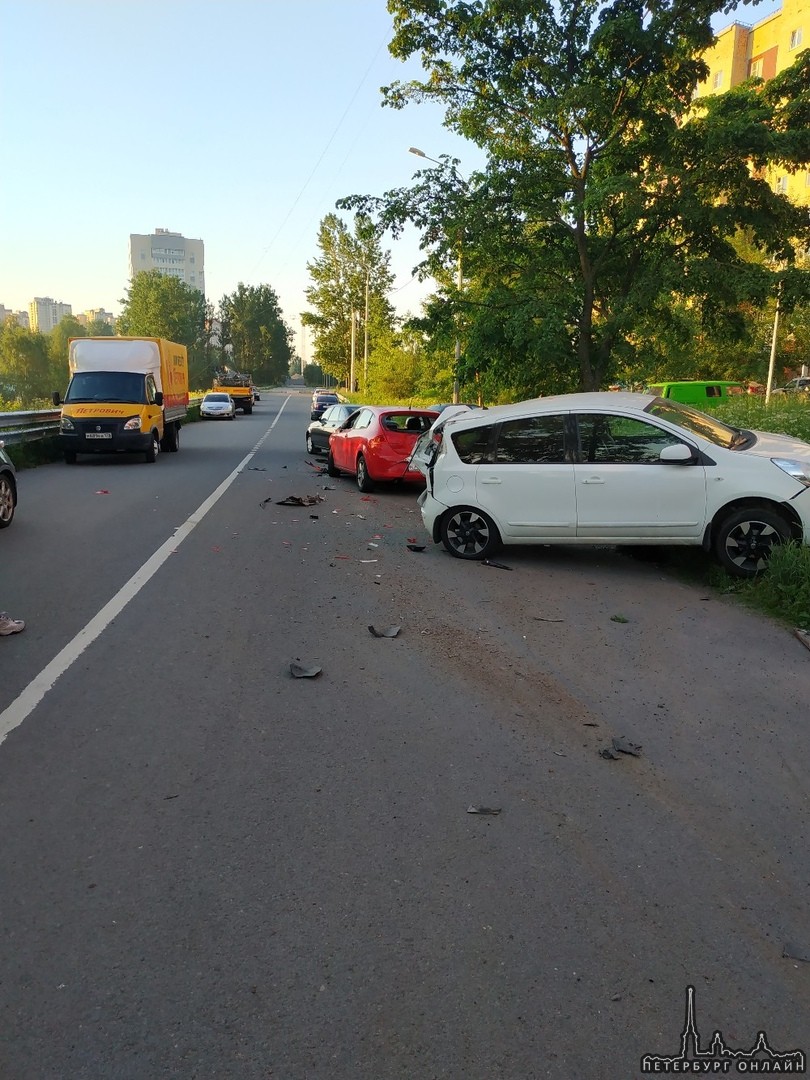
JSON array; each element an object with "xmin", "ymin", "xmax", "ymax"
[
  {"xmin": 0, "ymin": 397, "xmax": 206, "ymax": 448},
  {"xmin": 0, "ymin": 409, "xmax": 61, "ymax": 446}
]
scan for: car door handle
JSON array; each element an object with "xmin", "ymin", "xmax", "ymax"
[
  {"xmin": 480, "ymin": 477, "xmax": 502, "ymax": 485},
  {"xmin": 580, "ymin": 477, "xmax": 605, "ymax": 484}
]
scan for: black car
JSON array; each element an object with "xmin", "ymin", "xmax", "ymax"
[
  {"xmin": 306, "ymin": 403, "xmax": 360, "ymax": 454},
  {"xmin": 310, "ymin": 391, "xmax": 340, "ymax": 420},
  {"xmin": 0, "ymin": 441, "xmax": 17, "ymax": 528}
]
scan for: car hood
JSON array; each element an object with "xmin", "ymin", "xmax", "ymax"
[{"xmin": 749, "ymin": 429, "xmax": 810, "ymax": 459}]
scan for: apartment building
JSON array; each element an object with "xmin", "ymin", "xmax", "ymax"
[
  {"xmin": 76, "ymin": 308, "xmax": 116, "ymax": 328},
  {"xmin": 698, "ymin": 0, "xmax": 810, "ymax": 205},
  {"xmin": 28, "ymin": 297, "xmax": 72, "ymax": 333},
  {"xmin": 0, "ymin": 305, "xmax": 29, "ymax": 328},
  {"xmin": 129, "ymin": 228, "xmax": 205, "ymax": 294}
]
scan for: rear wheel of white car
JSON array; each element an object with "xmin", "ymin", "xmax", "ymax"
[
  {"xmin": 356, "ymin": 454, "xmax": 374, "ymax": 493},
  {"xmin": 714, "ymin": 507, "xmax": 790, "ymax": 577},
  {"xmin": 441, "ymin": 507, "xmax": 501, "ymax": 560}
]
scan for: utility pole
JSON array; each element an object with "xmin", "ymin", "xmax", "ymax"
[
  {"xmin": 350, "ymin": 311, "xmax": 357, "ymax": 394},
  {"xmin": 363, "ymin": 270, "xmax": 370, "ymax": 391}
]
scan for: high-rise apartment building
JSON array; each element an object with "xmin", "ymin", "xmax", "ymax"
[
  {"xmin": 28, "ymin": 297, "xmax": 72, "ymax": 333},
  {"xmin": 699, "ymin": 0, "xmax": 810, "ymax": 206},
  {"xmin": 128, "ymin": 228, "xmax": 205, "ymax": 294}
]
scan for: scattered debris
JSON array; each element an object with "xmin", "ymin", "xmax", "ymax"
[
  {"xmin": 534, "ymin": 616, "xmax": 564, "ymax": 623},
  {"xmin": 310, "ymin": 514, "xmax": 319, "ymax": 520},
  {"xmin": 407, "ymin": 544, "xmax": 426, "ymax": 552},
  {"xmin": 276, "ymin": 495, "xmax": 325, "ymax": 506},
  {"xmin": 290, "ymin": 662, "xmax": 322, "ymax": 679},
  {"xmin": 610, "ymin": 614, "xmax": 629, "ymax": 624},
  {"xmin": 601, "ymin": 736, "xmax": 643, "ymax": 759},
  {"xmin": 367, "ymin": 542, "xmax": 379, "ymax": 548},
  {"xmin": 467, "ymin": 805, "xmax": 502, "ymax": 815},
  {"xmin": 368, "ymin": 625, "xmax": 401, "ymax": 638},
  {"xmin": 359, "ymin": 559, "xmax": 378, "ymax": 563},
  {"xmin": 582, "ymin": 721, "xmax": 600, "ymax": 727},
  {"xmin": 793, "ymin": 628, "xmax": 810, "ymax": 653},
  {"xmin": 782, "ymin": 941, "xmax": 810, "ymax": 963},
  {"xmin": 259, "ymin": 496, "xmax": 274, "ymax": 508},
  {"xmin": 246, "ymin": 466, "xmax": 267, "ymax": 471},
  {"xmin": 95, "ymin": 489, "xmax": 110, "ymax": 495},
  {"xmin": 482, "ymin": 559, "xmax": 513, "ymax": 570}
]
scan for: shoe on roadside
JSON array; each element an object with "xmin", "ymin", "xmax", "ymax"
[{"xmin": 0, "ymin": 612, "xmax": 25, "ymax": 636}]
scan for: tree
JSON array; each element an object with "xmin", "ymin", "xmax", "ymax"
[
  {"xmin": 217, "ymin": 283, "xmax": 293, "ymax": 385},
  {"xmin": 342, "ymin": 0, "xmax": 810, "ymax": 392},
  {"xmin": 303, "ymin": 213, "xmax": 395, "ymax": 388},
  {"xmin": 47, "ymin": 316, "xmax": 86, "ymax": 379},
  {"xmin": 0, "ymin": 323, "xmax": 53, "ymax": 404},
  {"xmin": 85, "ymin": 320, "xmax": 115, "ymax": 337},
  {"xmin": 118, "ymin": 270, "xmax": 207, "ymax": 348}
]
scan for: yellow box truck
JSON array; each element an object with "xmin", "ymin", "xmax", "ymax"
[{"xmin": 53, "ymin": 337, "xmax": 189, "ymax": 464}]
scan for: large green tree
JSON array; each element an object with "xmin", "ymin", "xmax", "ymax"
[
  {"xmin": 303, "ymin": 213, "xmax": 395, "ymax": 389},
  {"xmin": 342, "ymin": 0, "xmax": 810, "ymax": 393},
  {"xmin": 217, "ymin": 283, "xmax": 293, "ymax": 385},
  {"xmin": 118, "ymin": 270, "xmax": 208, "ymax": 348},
  {"xmin": 0, "ymin": 323, "xmax": 53, "ymax": 404}
]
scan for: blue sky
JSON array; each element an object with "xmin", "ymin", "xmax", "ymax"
[{"xmin": 0, "ymin": 0, "xmax": 781, "ymax": 355}]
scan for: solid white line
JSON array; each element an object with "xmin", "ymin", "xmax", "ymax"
[{"xmin": 0, "ymin": 398, "xmax": 291, "ymax": 748}]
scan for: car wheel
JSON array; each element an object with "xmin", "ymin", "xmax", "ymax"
[
  {"xmin": 145, "ymin": 431, "xmax": 160, "ymax": 463},
  {"xmin": 161, "ymin": 421, "xmax": 179, "ymax": 452},
  {"xmin": 64, "ymin": 451, "xmax": 77, "ymax": 464},
  {"xmin": 0, "ymin": 474, "xmax": 15, "ymax": 528},
  {"xmin": 713, "ymin": 506, "xmax": 791, "ymax": 577},
  {"xmin": 326, "ymin": 451, "xmax": 341, "ymax": 477},
  {"xmin": 356, "ymin": 454, "xmax": 374, "ymax": 492},
  {"xmin": 440, "ymin": 506, "xmax": 502, "ymax": 560},
  {"xmin": 306, "ymin": 433, "xmax": 317, "ymax": 455}
]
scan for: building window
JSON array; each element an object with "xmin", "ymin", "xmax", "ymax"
[
  {"xmin": 790, "ymin": 28, "xmax": 803, "ymax": 49},
  {"xmin": 777, "ymin": 176, "xmax": 788, "ymax": 193},
  {"xmin": 750, "ymin": 58, "xmax": 763, "ymax": 78},
  {"xmin": 712, "ymin": 70, "xmax": 723, "ymax": 89}
]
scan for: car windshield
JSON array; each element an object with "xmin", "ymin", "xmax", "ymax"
[
  {"xmin": 65, "ymin": 370, "xmax": 147, "ymax": 403},
  {"xmin": 205, "ymin": 394, "xmax": 230, "ymax": 403},
  {"xmin": 645, "ymin": 398, "xmax": 744, "ymax": 448}
]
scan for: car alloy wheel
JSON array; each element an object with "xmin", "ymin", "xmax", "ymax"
[
  {"xmin": 714, "ymin": 507, "xmax": 790, "ymax": 577},
  {"xmin": 306, "ymin": 433, "xmax": 316, "ymax": 454},
  {"xmin": 356, "ymin": 454, "xmax": 375, "ymax": 492},
  {"xmin": 0, "ymin": 475, "xmax": 15, "ymax": 528},
  {"xmin": 441, "ymin": 506, "xmax": 501, "ymax": 560}
]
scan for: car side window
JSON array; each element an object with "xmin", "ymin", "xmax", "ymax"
[
  {"xmin": 575, "ymin": 413, "xmax": 683, "ymax": 464},
  {"xmin": 146, "ymin": 375, "xmax": 157, "ymax": 404},
  {"xmin": 452, "ymin": 424, "xmax": 497, "ymax": 464},
  {"xmin": 347, "ymin": 409, "xmax": 371, "ymax": 429},
  {"xmin": 493, "ymin": 415, "xmax": 567, "ymax": 464}
]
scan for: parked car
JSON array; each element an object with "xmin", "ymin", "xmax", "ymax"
[
  {"xmin": 327, "ymin": 406, "xmax": 439, "ymax": 492},
  {"xmin": 311, "ymin": 391, "xmax": 340, "ymax": 420},
  {"xmin": 252, "ymin": 387, "xmax": 261, "ymax": 402},
  {"xmin": 773, "ymin": 377, "xmax": 810, "ymax": 394},
  {"xmin": 306, "ymin": 403, "xmax": 360, "ymax": 455},
  {"xmin": 0, "ymin": 441, "xmax": 17, "ymax": 528},
  {"xmin": 200, "ymin": 392, "xmax": 237, "ymax": 420},
  {"xmin": 414, "ymin": 391, "xmax": 810, "ymax": 577}
]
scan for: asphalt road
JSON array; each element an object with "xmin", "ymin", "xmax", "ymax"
[{"xmin": 1, "ymin": 389, "xmax": 808, "ymax": 1079}]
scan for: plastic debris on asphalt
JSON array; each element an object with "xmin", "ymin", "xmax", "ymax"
[
  {"xmin": 466, "ymin": 805, "xmax": 502, "ymax": 815},
  {"xmin": 290, "ymin": 663, "xmax": 322, "ymax": 679},
  {"xmin": 368, "ymin": 625, "xmax": 401, "ymax": 638}
]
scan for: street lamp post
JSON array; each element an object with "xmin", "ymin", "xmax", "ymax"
[{"xmin": 409, "ymin": 146, "xmax": 466, "ymax": 404}]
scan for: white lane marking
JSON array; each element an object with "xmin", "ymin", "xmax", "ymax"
[{"xmin": 0, "ymin": 398, "xmax": 292, "ymax": 748}]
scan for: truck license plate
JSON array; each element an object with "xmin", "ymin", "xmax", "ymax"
[{"xmin": 86, "ymin": 432, "xmax": 112, "ymax": 439}]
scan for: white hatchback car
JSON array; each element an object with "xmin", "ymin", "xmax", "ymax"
[{"xmin": 414, "ymin": 392, "xmax": 810, "ymax": 577}]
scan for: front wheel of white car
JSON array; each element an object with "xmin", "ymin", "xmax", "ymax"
[
  {"xmin": 714, "ymin": 507, "xmax": 790, "ymax": 577},
  {"xmin": 440, "ymin": 506, "xmax": 501, "ymax": 560}
]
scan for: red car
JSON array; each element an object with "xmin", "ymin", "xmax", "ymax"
[{"xmin": 327, "ymin": 406, "xmax": 439, "ymax": 492}]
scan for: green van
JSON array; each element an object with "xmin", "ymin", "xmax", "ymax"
[{"xmin": 646, "ymin": 380, "xmax": 745, "ymax": 406}]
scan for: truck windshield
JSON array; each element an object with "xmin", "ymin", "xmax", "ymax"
[{"xmin": 64, "ymin": 371, "xmax": 148, "ymax": 404}]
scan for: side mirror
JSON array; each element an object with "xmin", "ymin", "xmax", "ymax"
[
  {"xmin": 154, "ymin": 391, "xmax": 164, "ymax": 406},
  {"xmin": 659, "ymin": 443, "xmax": 694, "ymax": 464},
  {"xmin": 52, "ymin": 391, "xmax": 61, "ymax": 406}
]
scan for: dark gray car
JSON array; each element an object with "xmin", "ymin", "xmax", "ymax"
[
  {"xmin": 0, "ymin": 441, "xmax": 17, "ymax": 528},
  {"xmin": 306, "ymin": 403, "xmax": 360, "ymax": 454}
]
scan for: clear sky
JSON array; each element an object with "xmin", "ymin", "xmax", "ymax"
[{"xmin": 0, "ymin": 0, "xmax": 782, "ymax": 357}]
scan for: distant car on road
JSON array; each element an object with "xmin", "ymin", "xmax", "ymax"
[
  {"xmin": 773, "ymin": 377, "xmax": 810, "ymax": 394},
  {"xmin": 306, "ymin": 403, "xmax": 360, "ymax": 455},
  {"xmin": 252, "ymin": 387, "xmax": 261, "ymax": 402},
  {"xmin": 327, "ymin": 406, "xmax": 439, "ymax": 492},
  {"xmin": 311, "ymin": 391, "xmax": 340, "ymax": 420},
  {"xmin": 0, "ymin": 441, "xmax": 17, "ymax": 528},
  {"xmin": 200, "ymin": 392, "xmax": 237, "ymax": 420}
]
